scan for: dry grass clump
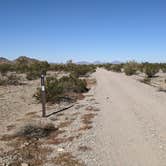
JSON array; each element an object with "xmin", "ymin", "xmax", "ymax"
[
  {"xmin": 47, "ymin": 136, "xmax": 75, "ymax": 145},
  {"xmin": 78, "ymin": 113, "xmax": 97, "ymax": 131},
  {"xmin": 0, "ymin": 140, "xmax": 52, "ymax": 166},
  {"xmin": 0, "ymin": 123, "xmax": 66, "ymax": 165},
  {"xmin": 78, "ymin": 146, "xmax": 92, "ymax": 152},
  {"xmin": 81, "ymin": 113, "xmax": 97, "ymax": 125},
  {"xmin": 16, "ymin": 123, "xmax": 57, "ymax": 139},
  {"xmin": 47, "ymin": 133, "xmax": 82, "ymax": 145},
  {"xmin": 1, "ymin": 123, "xmax": 58, "ymax": 142},
  {"xmin": 0, "ymin": 74, "xmax": 21, "ymax": 86},
  {"xmin": 79, "ymin": 125, "xmax": 93, "ymax": 131},
  {"xmin": 47, "ymin": 132, "xmax": 82, "ymax": 145},
  {"xmin": 57, "ymin": 120, "xmax": 73, "ymax": 128},
  {"xmin": 53, "ymin": 152, "xmax": 85, "ymax": 166}
]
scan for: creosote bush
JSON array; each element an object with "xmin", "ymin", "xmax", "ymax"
[
  {"xmin": 103, "ymin": 64, "xmax": 122, "ymax": 72},
  {"xmin": 0, "ymin": 63, "xmax": 13, "ymax": 76},
  {"xmin": 49, "ymin": 63, "xmax": 96, "ymax": 77},
  {"xmin": 34, "ymin": 74, "xmax": 89, "ymax": 103},
  {"xmin": 26, "ymin": 61, "xmax": 50, "ymax": 80},
  {"xmin": 110, "ymin": 64, "xmax": 122, "ymax": 72},
  {"xmin": 124, "ymin": 61, "xmax": 138, "ymax": 76},
  {"xmin": 143, "ymin": 64, "xmax": 159, "ymax": 78}
]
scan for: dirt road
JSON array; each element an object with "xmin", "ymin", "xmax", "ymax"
[{"xmin": 94, "ymin": 69, "xmax": 166, "ymax": 166}]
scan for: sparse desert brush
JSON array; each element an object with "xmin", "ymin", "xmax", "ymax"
[
  {"xmin": 102, "ymin": 63, "xmax": 112, "ymax": 70},
  {"xmin": 140, "ymin": 77, "xmax": 151, "ymax": 85},
  {"xmin": 16, "ymin": 123, "xmax": 57, "ymax": 139},
  {"xmin": 0, "ymin": 63, "xmax": 13, "ymax": 76},
  {"xmin": 26, "ymin": 70, "xmax": 40, "ymax": 80},
  {"xmin": 53, "ymin": 152, "xmax": 85, "ymax": 166},
  {"xmin": 124, "ymin": 61, "xmax": 138, "ymax": 76},
  {"xmin": 110, "ymin": 64, "xmax": 122, "ymax": 72},
  {"xmin": 34, "ymin": 75, "xmax": 89, "ymax": 103},
  {"xmin": 161, "ymin": 65, "xmax": 166, "ymax": 73},
  {"xmin": 71, "ymin": 65, "xmax": 96, "ymax": 77},
  {"xmin": 26, "ymin": 61, "xmax": 50, "ymax": 80},
  {"xmin": 49, "ymin": 63, "xmax": 96, "ymax": 77},
  {"xmin": 103, "ymin": 63, "xmax": 122, "ymax": 72},
  {"xmin": 0, "ymin": 74, "xmax": 21, "ymax": 86},
  {"xmin": 143, "ymin": 64, "xmax": 159, "ymax": 78}
]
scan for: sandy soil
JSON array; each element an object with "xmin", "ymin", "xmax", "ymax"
[
  {"xmin": 0, "ymin": 73, "xmax": 99, "ymax": 165},
  {"xmin": 1, "ymin": 69, "xmax": 166, "ymax": 165},
  {"xmin": 93, "ymin": 68, "xmax": 166, "ymax": 166}
]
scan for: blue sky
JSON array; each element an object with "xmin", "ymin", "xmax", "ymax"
[{"xmin": 0, "ymin": 0, "xmax": 166, "ymax": 63}]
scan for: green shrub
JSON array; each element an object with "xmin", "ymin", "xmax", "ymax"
[
  {"xmin": 26, "ymin": 61, "xmax": 50, "ymax": 80},
  {"xmin": 0, "ymin": 63, "xmax": 13, "ymax": 76},
  {"xmin": 49, "ymin": 63, "xmax": 96, "ymax": 77},
  {"xmin": 124, "ymin": 62, "xmax": 137, "ymax": 76},
  {"xmin": 110, "ymin": 64, "xmax": 122, "ymax": 72},
  {"xmin": 102, "ymin": 64, "xmax": 112, "ymax": 71},
  {"xmin": 15, "ymin": 57, "xmax": 29, "ymax": 73},
  {"xmin": 143, "ymin": 64, "xmax": 159, "ymax": 78},
  {"xmin": 103, "ymin": 64, "xmax": 122, "ymax": 72},
  {"xmin": 26, "ymin": 71, "xmax": 40, "ymax": 80},
  {"xmin": 161, "ymin": 65, "xmax": 166, "ymax": 73},
  {"xmin": 34, "ymin": 75, "xmax": 88, "ymax": 103}
]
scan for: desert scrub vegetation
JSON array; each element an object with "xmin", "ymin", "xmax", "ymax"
[
  {"xmin": 50, "ymin": 63, "xmax": 96, "ymax": 77},
  {"xmin": 103, "ymin": 63, "xmax": 122, "ymax": 72},
  {"xmin": 123, "ymin": 61, "xmax": 138, "ymax": 76},
  {"xmin": 25, "ymin": 61, "xmax": 49, "ymax": 80},
  {"xmin": 161, "ymin": 64, "xmax": 166, "ymax": 73},
  {"xmin": 110, "ymin": 64, "xmax": 122, "ymax": 72},
  {"xmin": 13, "ymin": 58, "xmax": 50, "ymax": 79},
  {"xmin": 34, "ymin": 74, "xmax": 89, "ymax": 103},
  {"xmin": 53, "ymin": 152, "xmax": 85, "ymax": 166},
  {"xmin": 0, "ymin": 63, "xmax": 13, "ymax": 76},
  {"xmin": 0, "ymin": 74, "xmax": 21, "ymax": 86},
  {"xmin": 0, "ymin": 123, "xmax": 59, "ymax": 166},
  {"xmin": 143, "ymin": 64, "xmax": 159, "ymax": 78},
  {"xmin": 16, "ymin": 123, "xmax": 57, "ymax": 139}
]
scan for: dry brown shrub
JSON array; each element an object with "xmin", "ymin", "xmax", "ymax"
[
  {"xmin": 57, "ymin": 120, "xmax": 73, "ymax": 128},
  {"xmin": 53, "ymin": 152, "xmax": 85, "ymax": 166},
  {"xmin": 78, "ymin": 125, "xmax": 93, "ymax": 131},
  {"xmin": 78, "ymin": 146, "xmax": 92, "ymax": 152},
  {"xmin": 81, "ymin": 113, "xmax": 97, "ymax": 125}
]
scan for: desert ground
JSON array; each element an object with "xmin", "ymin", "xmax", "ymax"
[
  {"xmin": 0, "ymin": 68, "xmax": 166, "ymax": 166},
  {"xmin": 93, "ymin": 69, "xmax": 166, "ymax": 166}
]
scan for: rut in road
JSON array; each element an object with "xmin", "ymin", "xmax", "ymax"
[{"xmin": 93, "ymin": 69, "xmax": 166, "ymax": 166}]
